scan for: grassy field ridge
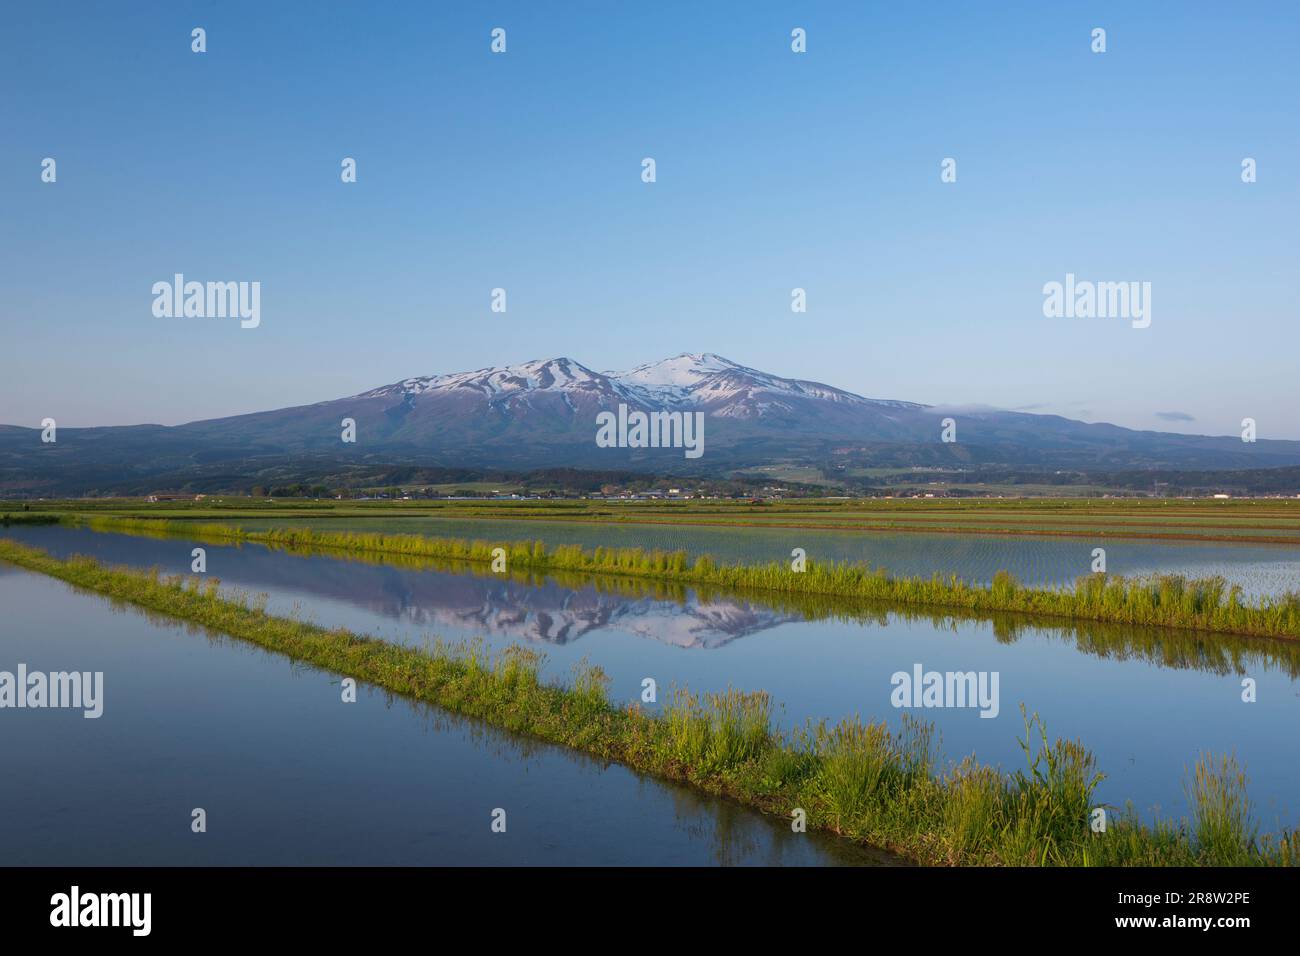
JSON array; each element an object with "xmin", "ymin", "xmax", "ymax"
[{"xmin": 0, "ymin": 536, "xmax": 1294, "ymax": 867}]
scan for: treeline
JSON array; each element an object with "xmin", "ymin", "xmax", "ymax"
[{"xmin": 831, "ymin": 464, "xmax": 1300, "ymax": 497}]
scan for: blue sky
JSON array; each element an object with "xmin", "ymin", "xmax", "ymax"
[{"xmin": 2, "ymin": 1, "xmax": 1297, "ymax": 438}]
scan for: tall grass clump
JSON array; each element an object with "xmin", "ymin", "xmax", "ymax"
[
  {"xmin": 1005, "ymin": 706, "xmax": 1104, "ymax": 864},
  {"xmin": 815, "ymin": 718, "xmax": 896, "ymax": 830},
  {"xmin": 814, "ymin": 714, "xmax": 934, "ymax": 834},
  {"xmin": 568, "ymin": 658, "xmax": 611, "ymax": 722},
  {"xmin": 662, "ymin": 687, "xmax": 772, "ymax": 774},
  {"xmin": 1186, "ymin": 753, "xmax": 1257, "ymax": 866},
  {"xmin": 941, "ymin": 759, "xmax": 1008, "ymax": 861}
]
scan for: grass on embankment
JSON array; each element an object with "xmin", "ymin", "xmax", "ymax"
[
  {"xmin": 0, "ymin": 513, "xmax": 60, "ymax": 526},
  {"xmin": 69, "ymin": 515, "xmax": 1300, "ymax": 641},
  {"xmin": 0, "ymin": 537, "xmax": 1294, "ymax": 866},
  {"xmin": 16, "ymin": 496, "xmax": 1300, "ymax": 543}
]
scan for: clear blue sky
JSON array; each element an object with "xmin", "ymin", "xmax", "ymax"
[{"xmin": 3, "ymin": 1, "xmax": 1296, "ymax": 438}]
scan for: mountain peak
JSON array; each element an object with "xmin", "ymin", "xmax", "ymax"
[
  {"xmin": 363, "ymin": 356, "xmax": 612, "ymax": 400},
  {"xmin": 609, "ymin": 353, "xmax": 744, "ymax": 391},
  {"xmin": 362, "ymin": 352, "xmax": 920, "ymax": 416},
  {"xmin": 11, "ymin": 350, "xmax": 1300, "ymax": 494},
  {"xmin": 673, "ymin": 351, "xmax": 735, "ymax": 364}
]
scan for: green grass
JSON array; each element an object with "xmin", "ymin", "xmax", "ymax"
[
  {"xmin": 16, "ymin": 496, "xmax": 1300, "ymax": 519},
  {"xmin": 50, "ymin": 513, "xmax": 1300, "ymax": 680},
  {"xmin": 62, "ymin": 514, "xmax": 1300, "ymax": 640},
  {"xmin": 15, "ymin": 494, "xmax": 1300, "ymax": 546},
  {"xmin": 0, "ymin": 536, "xmax": 1295, "ymax": 867},
  {"xmin": 0, "ymin": 513, "xmax": 61, "ymax": 526}
]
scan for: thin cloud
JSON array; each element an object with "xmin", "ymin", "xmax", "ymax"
[{"xmin": 1155, "ymin": 411, "xmax": 1196, "ymax": 422}]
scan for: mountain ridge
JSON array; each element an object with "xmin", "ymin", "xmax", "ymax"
[
  {"xmin": 3, "ymin": 352, "xmax": 1298, "ymax": 494},
  {"xmin": 354, "ymin": 353, "xmax": 923, "ymax": 417}
]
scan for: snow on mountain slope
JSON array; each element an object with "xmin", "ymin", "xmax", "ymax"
[
  {"xmin": 610, "ymin": 352, "xmax": 741, "ymax": 399},
  {"xmin": 361, "ymin": 351, "xmax": 920, "ymax": 411},
  {"xmin": 605, "ymin": 352, "xmax": 927, "ymax": 417},
  {"xmin": 360, "ymin": 357, "xmax": 653, "ymax": 407},
  {"xmin": 360, "ymin": 352, "xmax": 924, "ymax": 422}
]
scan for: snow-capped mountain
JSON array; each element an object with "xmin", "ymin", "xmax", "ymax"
[
  {"xmin": 361, "ymin": 352, "xmax": 923, "ymax": 420},
  {"xmin": 5, "ymin": 352, "xmax": 1300, "ymax": 491},
  {"xmin": 608, "ymin": 353, "xmax": 923, "ymax": 416},
  {"xmin": 363, "ymin": 357, "xmax": 645, "ymax": 406},
  {"xmin": 184, "ymin": 543, "xmax": 799, "ymax": 649}
]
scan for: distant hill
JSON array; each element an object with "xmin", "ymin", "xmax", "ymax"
[{"xmin": 4, "ymin": 353, "xmax": 1299, "ymax": 495}]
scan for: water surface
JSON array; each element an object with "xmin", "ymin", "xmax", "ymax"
[
  {"xmin": 233, "ymin": 514, "xmax": 1300, "ymax": 599},
  {"xmin": 0, "ymin": 564, "xmax": 879, "ymax": 866},
  {"xmin": 5, "ymin": 524, "xmax": 1297, "ymax": 832}
]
